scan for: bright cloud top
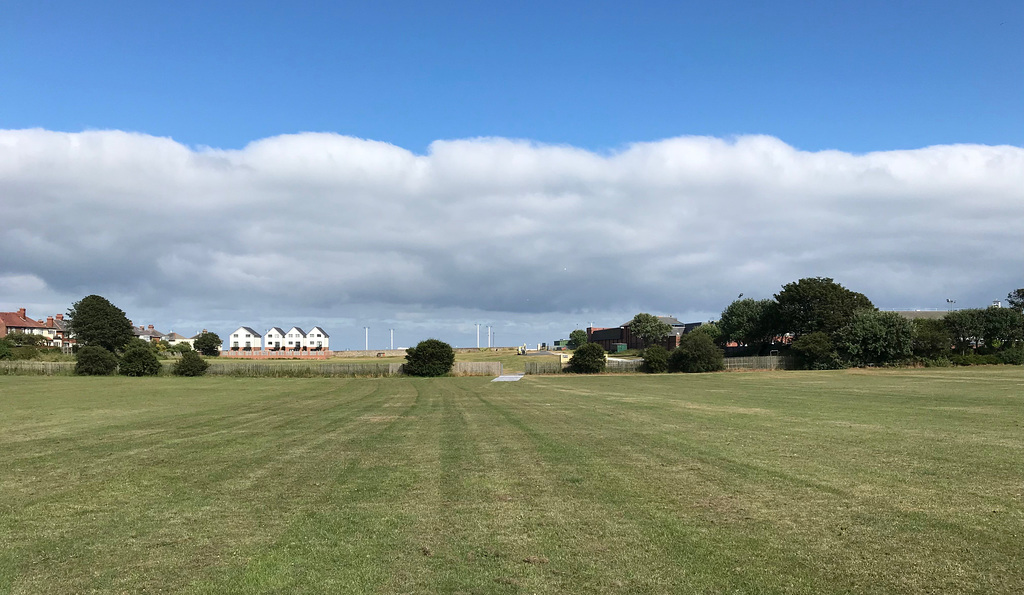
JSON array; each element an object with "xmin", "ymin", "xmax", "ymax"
[{"xmin": 1, "ymin": 129, "xmax": 1022, "ymax": 319}]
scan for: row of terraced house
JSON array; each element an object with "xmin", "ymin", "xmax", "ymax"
[{"xmin": 227, "ymin": 326, "xmax": 330, "ymax": 352}]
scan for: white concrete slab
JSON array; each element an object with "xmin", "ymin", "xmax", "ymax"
[{"xmin": 491, "ymin": 374, "xmax": 525, "ymax": 382}]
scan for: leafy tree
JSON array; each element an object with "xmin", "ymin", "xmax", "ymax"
[
  {"xmin": 912, "ymin": 318, "xmax": 951, "ymax": 357},
  {"xmin": 641, "ymin": 345, "xmax": 669, "ymax": 373},
  {"xmin": 567, "ymin": 329, "xmax": 588, "ymax": 350},
  {"xmin": 3, "ymin": 332, "xmax": 45, "ymax": 347},
  {"xmin": 944, "ymin": 309, "xmax": 985, "ymax": 354},
  {"xmin": 690, "ymin": 322, "xmax": 722, "ymax": 342},
  {"xmin": 75, "ymin": 345, "xmax": 119, "ymax": 375},
  {"xmin": 791, "ymin": 332, "xmax": 841, "ymax": 370},
  {"xmin": 172, "ymin": 350, "xmax": 209, "ymax": 376},
  {"xmin": 193, "ymin": 332, "xmax": 223, "ymax": 356},
  {"xmin": 1007, "ymin": 288, "xmax": 1024, "ymax": 314},
  {"xmin": 0, "ymin": 338, "xmax": 12, "ymax": 360},
  {"xmin": 119, "ymin": 344, "xmax": 161, "ymax": 376},
  {"xmin": 404, "ymin": 339, "xmax": 455, "ymax": 377},
  {"xmin": 67, "ymin": 295, "xmax": 135, "ymax": 353},
  {"xmin": 567, "ymin": 342, "xmax": 606, "ymax": 373},
  {"xmin": 982, "ymin": 307, "xmax": 1024, "ymax": 348},
  {"xmin": 775, "ymin": 277, "xmax": 874, "ymax": 338},
  {"xmin": 718, "ymin": 298, "xmax": 780, "ymax": 345},
  {"xmin": 836, "ymin": 310, "xmax": 915, "ymax": 366},
  {"xmin": 667, "ymin": 332, "xmax": 725, "ymax": 373},
  {"xmin": 627, "ymin": 313, "xmax": 672, "ymax": 348}
]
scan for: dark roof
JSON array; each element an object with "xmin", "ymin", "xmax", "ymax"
[
  {"xmin": 266, "ymin": 327, "xmax": 286, "ymax": 335},
  {"xmin": 165, "ymin": 332, "xmax": 189, "ymax": 340},
  {"xmin": 287, "ymin": 327, "xmax": 307, "ymax": 336},
  {"xmin": 308, "ymin": 326, "xmax": 330, "ymax": 338},
  {"xmin": 133, "ymin": 326, "xmax": 166, "ymax": 338},
  {"xmin": 621, "ymin": 315, "xmax": 685, "ymax": 328}
]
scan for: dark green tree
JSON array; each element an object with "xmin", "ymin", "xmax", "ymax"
[
  {"xmin": 690, "ymin": 322, "xmax": 722, "ymax": 342},
  {"xmin": 627, "ymin": 313, "xmax": 672, "ymax": 348},
  {"xmin": 193, "ymin": 332, "xmax": 223, "ymax": 357},
  {"xmin": 404, "ymin": 339, "xmax": 455, "ymax": 377},
  {"xmin": 912, "ymin": 318, "xmax": 951, "ymax": 357},
  {"xmin": 567, "ymin": 342, "xmax": 606, "ymax": 373},
  {"xmin": 119, "ymin": 344, "xmax": 161, "ymax": 376},
  {"xmin": 75, "ymin": 345, "xmax": 119, "ymax": 375},
  {"xmin": 67, "ymin": 295, "xmax": 134, "ymax": 353},
  {"xmin": 0, "ymin": 338, "xmax": 12, "ymax": 360},
  {"xmin": 982, "ymin": 307, "xmax": 1024, "ymax": 348},
  {"xmin": 667, "ymin": 332, "xmax": 725, "ymax": 373},
  {"xmin": 775, "ymin": 277, "xmax": 874, "ymax": 338},
  {"xmin": 567, "ymin": 329, "xmax": 588, "ymax": 349},
  {"xmin": 718, "ymin": 298, "xmax": 780, "ymax": 345},
  {"xmin": 944, "ymin": 309, "xmax": 985, "ymax": 354},
  {"xmin": 836, "ymin": 310, "xmax": 915, "ymax": 366},
  {"xmin": 641, "ymin": 345, "xmax": 669, "ymax": 373},
  {"xmin": 172, "ymin": 350, "xmax": 209, "ymax": 376},
  {"xmin": 1006, "ymin": 288, "xmax": 1024, "ymax": 314},
  {"xmin": 791, "ymin": 332, "xmax": 840, "ymax": 369}
]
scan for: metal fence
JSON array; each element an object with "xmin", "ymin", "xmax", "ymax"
[{"xmin": 722, "ymin": 356, "xmax": 797, "ymax": 370}]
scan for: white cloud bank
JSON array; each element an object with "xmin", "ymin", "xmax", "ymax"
[{"xmin": 1, "ymin": 129, "xmax": 1022, "ymax": 346}]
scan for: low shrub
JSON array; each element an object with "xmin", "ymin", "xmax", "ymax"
[
  {"xmin": 998, "ymin": 345, "xmax": 1024, "ymax": 365},
  {"xmin": 75, "ymin": 346, "xmax": 118, "ymax": 375},
  {"xmin": 404, "ymin": 339, "xmax": 456, "ymax": 377},
  {"xmin": 568, "ymin": 342, "xmax": 607, "ymax": 374},
  {"xmin": 641, "ymin": 345, "xmax": 668, "ymax": 373},
  {"xmin": 172, "ymin": 350, "xmax": 209, "ymax": 376},
  {"xmin": 0, "ymin": 339, "xmax": 12, "ymax": 360},
  {"xmin": 792, "ymin": 332, "xmax": 843, "ymax": 370},
  {"xmin": 119, "ymin": 344, "xmax": 161, "ymax": 376},
  {"xmin": 668, "ymin": 332, "xmax": 725, "ymax": 373},
  {"xmin": 949, "ymin": 353, "xmax": 1001, "ymax": 366}
]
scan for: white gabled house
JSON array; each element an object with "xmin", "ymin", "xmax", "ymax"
[
  {"xmin": 305, "ymin": 326, "xmax": 330, "ymax": 351},
  {"xmin": 284, "ymin": 327, "xmax": 307, "ymax": 351},
  {"xmin": 264, "ymin": 327, "xmax": 286, "ymax": 351},
  {"xmin": 229, "ymin": 326, "xmax": 263, "ymax": 351}
]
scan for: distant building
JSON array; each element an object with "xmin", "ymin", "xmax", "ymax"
[
  {"xmin": 587, "ymin": 316, "xmax": 706, "ymax": 351},
  {"xmin": 0, "ymin": 308, "xmax": 48, "ymax": 340},
  {"xmin": 284, "ymin": 327, "xmax": 306, "ymax": 351},
  {"xmin": 305, "ymin": 326, "xmax": 330, "ymax": 351},
  {"xmin": 264, "ymin": 327, "xmax": 287, "ymax": 351},
  {"xmin": 164, "ymin": 332, "xmax": 195, "ymax": 348},
  {"xmin": 132, "ymin": 324, "xmax": 166, "ymax": 343},
  {"xmin": 228, "ymin": 326, "xmax": 263, "ymax": 350}
]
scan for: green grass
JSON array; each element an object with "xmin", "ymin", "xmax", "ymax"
[{"xmin": 1, "ymin": 368, "xmax": 1022, "ymax": 593}]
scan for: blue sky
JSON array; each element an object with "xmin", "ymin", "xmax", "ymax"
[
  {"xmin": 2, "ymin": 1, "xmax": 1022, "ymax": 349},
  {"xmin": 3, "ymin": 1, "xmax": 1021, "ymax": 153}
]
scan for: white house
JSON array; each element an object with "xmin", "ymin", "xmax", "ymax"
[
  {"xmin": 263, "ymin": 327, "xmax": 286, "ymax": 350},
  {"xmin": 305, "ymin": 326, "xmax": 330, "ymax": 351},
  {"xmin": 165, "ymin": 332, "xmax": 196, "ymax": 348},
  {"xmin": 284, "ymin": 327, "xmax": 306, "ymax": 351},
  {"xmin": 229, "ymin": 326, "xmax": 263, "ymax": 350}
]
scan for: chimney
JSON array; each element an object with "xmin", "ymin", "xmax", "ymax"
[
  {"xmin": 148, "ymin": 325, "xmax": 154, "ymax": 330},
  {"xmin": 55, "ymin": 314, "xmax": 63, "ymax": 321},
  {"xmin": 17, "ymin": 308, "xmax": 26, "ymax": 318},
  {"xmin": 47, "ymin": 317, "xmax": 54, "ymax": 326}
]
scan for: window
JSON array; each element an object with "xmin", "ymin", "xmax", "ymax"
[{"xmin": 233, "ymin": 334, "xmax": 238, "ymax": 338}]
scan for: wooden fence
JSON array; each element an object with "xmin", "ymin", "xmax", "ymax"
[
  {"xmin": 0, "ymin": 361, "xmax": 76, "ymax": 376},
  {"xmin": 722, "ymin": 356, "xmax": 797, "ymax": 370}
]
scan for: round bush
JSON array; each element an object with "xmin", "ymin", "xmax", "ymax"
[
  {"xmin": 119, "ymin": 344, "xmax": 161, "ymax": 376},
  {"xmin": 404, "ymin": 339, "xmax": 455, "ymax": 377},
  {"xmin": 667, "ymin": 332, "xmax": 725, "ymax": 373},
  {"xmin": 568, "ymin": 342, "xmax": 607, "ymax": 374},
  {"xmin": 641, "ymin": 345, "xmax": 669, "ymax": 373},
  {"xmin": 75, "ymin": 345, "xmax": 118, "ymax": 376},
  {"xmin": 172, "ymin": 350, "xmax": 209, "ymax": 376}
]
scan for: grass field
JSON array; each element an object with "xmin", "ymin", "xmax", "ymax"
[{"xmin": 1, "ymin": 368, "xmax": 1022, "ymax": 593}]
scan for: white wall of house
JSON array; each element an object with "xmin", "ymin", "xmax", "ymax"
[
  {"xmin": 305, "ymin": 327, "xmax": 330, "ymax": 351},
  {"xmin": 283, "ymin": 327, "xmax": 306, "ymax": 350},
  {"xmin": 229, "ymin": 326, "xmax": 263, "ymax": 350},
  {"xmin": 263, "ymin": 328, "xmax": 286, "ymax": 350}
]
